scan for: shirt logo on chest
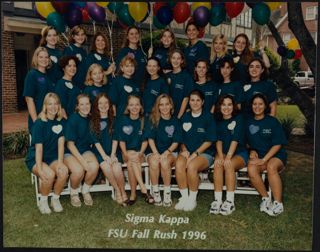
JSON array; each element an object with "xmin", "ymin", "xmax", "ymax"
[
  {"xmin": 94, "ymin": 53, "xmax": 102, "ymax": 60},
  {"xmin": 227, "ymin": 121, "xmax": 236, "ymax": 131},
  {"xmin": 262, "ymin": 129, "xmax": 272, "ymax": 134},
  {"xmin": 65, "ymin": 82, "xmax": 73, "ymax": 89},
  {"xmin": 50, "ymin": 55, "xmax": 58, "ymax": 63},
  {"xmin": 243, "ymin": 84, "xmax": 251, "ymax": 92},
  {"xmin": 37, "ymin": 77, "xmax": 45, "ymax": 83},
  {"xmin": 76, "ymin": 53, "xmax": 82, "ymax": 62},
  {"xmin": 175, "ymin": 84, "xmax": 184, "ymax": 90},
  {"xmin": 183, "ymin": 122, "xmax": 192, "ymax": 132},
  {"xmin": 165, "ymin": 125, "xmax": 175, "ymax": 137},
  {"xmin": 123, "ymin": 125, "xmax": 133, "ymax": 135},
  {"xmin": 124, "ymin": 85, "xmax": 133, "ymax": 93},
  {"xmin": 52, "ymin": 125, "xmax": 62, "ymax": 134},
  {"xmin": 100, "ymin": 121, "xmax": 107, "ymax": 131},
  {"xmin": 197, "ymin": 128, "xmax": 205, "ymax": 133},
  {"xmin": 249, "ymin": 124, "xmax": 259, "ymax": 135}
]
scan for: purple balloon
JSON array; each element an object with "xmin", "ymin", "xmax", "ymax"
[
  {"xmin": 277, "ymin": 45, "xmax": 287, "ymax": 57},
  {"xmin": 157, "ymin": 6, "xmax": 173, "ymax": 25},
  {"xmin": 193, "ymin": 6, "xmax": 210, "ymax": 27},
  {"xmin": 65, "ymin": 7, "xmax": 82, "ymax": 28},
  {"xmin": 87, "ymin": 2, "xmax": 106, "ymax": 23}
]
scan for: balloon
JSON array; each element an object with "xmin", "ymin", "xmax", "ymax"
[
  {"xmin": 72, "ymin": 2, "xmax": 86, "ymax": 8},
  {"xmin": 128, "ymin": 2, "xmax": 148, "ymax": 22},
  {"xmin": 153, "ymin": 15, "xmax": 167, "ymax": 29},
  {"xmin": 287, "ymin": 38, "xmax": 299, "ymax": 50},
  {"xmin": 267, "ymin": 2, "xmax": 281, "ymax": 11},
  {"xmin": 65, "ymin": 7, "xmax": 82, "ymax": 28},
  {"xmin": 191, "ymin": 2, "xmax": 211, "ymax": 12},
  {"xmin": 117, "ymin": 4, "xmax": 135, "ymax": 26},
  {"xmin": 81, "ymin": 7, "xmax": 90, "ymax": 23},
  {"xmin": 197, "ymin": 27, "xmax": 205, "ymax": 38},
  {"xmin": 225, "ymin": 2, "xmax": 244, "ymax": 18},
  {"xmin": 154, "ymin": 3, "xmax": 167, "ymax": 15},
  {"xmin": 34, "ymin": 6, "xmax": 46, "ymax": 21},
  {"xmin": 117, "ymin": 19, "xmax": 129, "ymax": 29},
  {"xmin": 35, "ymin": 2, "xmax": 55, "ymax": 18},
  {"xmin": 168, "ymin": 1, "xmax": 176, "ymax": 8},
  {"xmin": 252, "ymin": 3, "xmax": 271, "ymax": 25},
  {"xmin": 294, "ymin": 49, "xmax": 302, "ymax": 59},
  {"xmin": 157, "ymin": 6, "xmax": 173, "ymax": 26},
  {"xmin": 193, "ymin": 6, "xmax": 210, "ymax": 27},
  {"xmin": 246, "ymin": 2, "xmax": 256, "ymax": 8},
  {"xmin": 173, "ymin": 2, "xmax": 191, "ymax": 24},
  {"xmin": 277, "ymin": 45, "xmax": 287, "ymax": 57},
  {"xmin": 209, "ymin": 3, "xmax": 226, "ymax": 26},
  {"xmin": 108, "ymin": 2, "xmax": 124, "ymax": 14},
  {"xmin": 286, "ymin": 49, "xmax": 295, "ymax": 59},
  {"xmin": 96, "ymin": 2, "xmax": 109, "ymax": 8},
  {"xmin": 87, "ymin": 2, "xmax": 106, "ymax": 22},
  {"xmin": 140, "ymin": 3, "xmax": 150, "ymax": 23},
  {"xmin": 46, "ymin": 12, "xmax": 66, "ymax": 33},
  {"xmin": 51, "ymin": 2, "xmax": 70, "ymax": 15}
]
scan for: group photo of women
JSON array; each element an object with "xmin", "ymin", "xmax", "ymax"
[{"xmin": 24, "ymin": 22, "xmax": 287, "ymax": 218}]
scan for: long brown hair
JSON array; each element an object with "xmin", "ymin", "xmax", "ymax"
[
  {"xmin": 90, "ymin": 31, "xmax": 110, "ymax": 57},
  {"xmin": 122, "ymin": 26, "xmax": 141, "ymax": 48},
  {"xmin": 39, "ymin": 26, "xmax": 58, "ymax": 47},
  {"xmin": 233, "ymin": 33, "xmax": 254, "ymax": 65},
  {"xmin": 90, "ymin": 93, "xmax": 114, "ymax": 137}
]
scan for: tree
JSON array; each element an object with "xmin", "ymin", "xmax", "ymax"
[{"xmin": 266, "ymin": 2, "xmax": 315, "ymax": 135}]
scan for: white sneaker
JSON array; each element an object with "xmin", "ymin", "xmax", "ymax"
[
  {"xmin": 82, "ymin": 192, "xmax": 93, "ymax": 206},
  {"xmin": 183, "ymin": 200, "xmax": 197, "ymax": 211},
  {"xmin": 163, "ymin": 191, "xmax": 172, "ymax": 207},
  {"xmin": 260, "ymin": 197, "xmax": 272, "ymax": 214},
  {"xmin": 152, "ymin": 191, "xmax": 162, "ymax": 206},
  {"xmin": 220, "ymin": 200, "xmax": 235, "ymax": 215},
  {"xmin": 39, "ymin": 200, "xmax": 52, "ymax": 214},
  {"xmin": 51, "ymin": 198, "xmax": 63, "ymax": 212},
  {"xmin": 174, "ymin": 197, "xmax": 188, "ymax": 210},
  {"xmin": 209, "ymin": 200, "xmax": 222, "ymax": 215},
  {"xmin": 267, "ymin": 201, "xmax": 284, "ymax": 216}
]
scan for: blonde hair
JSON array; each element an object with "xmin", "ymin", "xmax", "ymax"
[
  {"xmin": 84, "ymin": 63, "xmax": 107, "ymax": 86},
  {"xmin": 38, "ymin": 93, "xmax": 63, "ymax": 121},
  {"xmin": 39, "ymin": 26, "xmax": 58, "ymax": 47},
  {"xmin": 210, "ymin": 34, "xmax": 228, "ymax": 63},
  {"xmin": 150, "ymin": 94, "xmax": 174, "ymax": 127},
  {"xmin": 31, "ymin": 46, "xmax": 52, "ymax": 69},
  {"xmin": 124, "ymin": 95, "xmax": 144, "ymax": 117},
  {"xmin": 68, "ymin": 25, "xmax": 86, "ymax": 44},
  {"xmin": 117, "ymin": 55, "xmax": 137, "ymax": 76}
]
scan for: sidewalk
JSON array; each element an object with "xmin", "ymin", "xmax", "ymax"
[{"xmin": 3, "ymin": 111, "xmax": 28, "ymax": 134}]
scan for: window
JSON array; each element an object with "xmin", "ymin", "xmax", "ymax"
[
  {"xmin": 308, "ymin": 73, "xmax": 314, "ymax": 78},
  {"xmin": 310, "ymin": 32, "xmax": 317, "ymax": 44},
  {"xmin": 306, "ymin": 6, "xmax": 318, "ymax": 20},
  {"xmin": 283, "ymin": 33, "xmax": 291, "ymax": 44},
  {"xmin": 296, "ymin": 72, "xmax": 305, "ymax": 77},
  {"xmin": 236, "ymin": 9, "xmax": 252, "ymax": 28}
]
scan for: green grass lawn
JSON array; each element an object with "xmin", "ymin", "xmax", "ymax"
[
  {"xmin": 3, "ymin": 151, "xmax": 313, "ymax": 250},
  {"xmin": 277, "ymin": 105, "xmax": 306, "ymax": 128}
]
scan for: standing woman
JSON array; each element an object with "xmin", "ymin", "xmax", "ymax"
[
  {"xmin": 210, "ymin": 95, "xmax": 247, "ymax": 215},
  {"xmin": 39, "ymin": 26, "xmax": 63, "ymax": 85},
  {"xmin": 146, "ymin": 94, "xmax": 182, "ymax": 206},
  {"xmin": 64, "ymin": 94, "xmax": 100, "ymax": 207},
  {"xmin": 149, "ymin": 28, "xmax": 177, "ymax": 73},
  {"xmin": 142, "ymin": 57, "xmax": 169, "ymax": 117},
  {"xmin": 25, "ymin": 93, "xmax": 69, "ymax": 214},
  {"xmin": 90, "ymin": 93, "xmax": 128, "ymax": 206},
  {"xmin": 55, "ymin": 55, "xmax": 81, "ymax": 119},
  {"xmin": 175, "ymin": 90, "xmax": 217, "ymax": 211},
  {"xmin": 209, "ymin": 34, "xmax": 232, "ymax": 83},
  {"xmin": 63, "ymin": 25, "xmax": 87, "ymax": 90},
  {"xmin": 246, "ymin": 93, "xmax": 287, "ymax": 216},
  {"xmin": 118, "ymin": 95, "xmax": 154, "ymax": 205},
  {"xmin": 183, "ymin": 21, "xmax": 209, "ymax": 75},
  {"xmin": 193, "ymin": 59, "xmax": 218, "ymax": 114},
  {"xmin": 166, "ymin": 49, "xmax": 194, "ymax": 119},
  {"xmin": 23, "ymin": 47, "xmax": 55, "ymax": 131},
  {"xmin": 115, "ymin": 26, "xmax": 147, "ymax": 85},
  {"xmin": 243, "ymin": 58, "xmax": 277, "ymax": 116}
]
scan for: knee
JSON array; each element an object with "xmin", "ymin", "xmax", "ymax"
[
  {"xmin": 70, "ymin": 167, "xmax": 85, "ymax": 179},
  {"xmin": 186, "ymin": 163, "xmax": 198, "ymax": 175},
  {"xmin": 149, "ymin": 159, "xmax": 160, "ymax": 170},
  {"xmin": 267, "ymin": 164, "xmax": 278, "ymax": 175},
  {"xmin": 57, "ymin": 166, "xmax": 69, "ymax": 180},
  {"xmin": 247, "ymin": 165, "xmax": 258, "ymax": 179},
  {"xmin": 88, "ymin": 161, "xmax": 99, "ymax": 173}
]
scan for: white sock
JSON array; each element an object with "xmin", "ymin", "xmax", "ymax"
[
  {"xmin": 70, "ymin": 187, "xmax": 79, "ymax": 195},
  {"xmin": 262, "ymin": 196, "xmax": 270, "ymax": 201},
  {"xmin": 82, "ymin": 183, "xmax": 91, "ymax": 194},
  {"xmin": 40, "ymin": 195, "xmax": 48, "ymax": 201},
  {"xmin": 189, "ymin": 190, "xmax": 198, "ymax": 202},
  {"xmin": 52, "ymin": 193, "xmax": 60, "ymax": 200},
  {"xmin": 214, "ymin": 191, "xmax": 222, "ymax": 203},
  {"xmin": 152, "ymin": 184, "xmax": 159, "ymax": 193},
  {"xmin": 180, "ymin": 188, "xmax": 188, "ymax": 200},
  {"xmin": 164, "ymin": 186, "xmax": 171, "ymax": 194},
  {"xmin": 226, "ymin": 191, "xmax": 235, "ymax": 203}
]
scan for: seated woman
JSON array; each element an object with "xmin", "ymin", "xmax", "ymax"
[
  {"xmin": 25, "ymin": 93, "xmax": 69, "ymax": 214},
  {"xmin": 90, "ymin": 93, "xmax": 128, "ymax": 206},
  {"xmin": 118, "ymin": 95, "xmax": 154, "ymax": 205},
  {"xmin": 146, "ymin": 94, "xmax": 182, "ymax": 206},
  {"xmin": 64, "ymin": 94, "xmax": 100, "ymax": 207},
  {"xmin": 175, "ymin": 90, "xmax": 217, "ymax": 211},
  {"xmin": 210, "ymin": 95, "xmax": 247, "ymax": 215},
  {"xmin": 246, "ymin": 93, "xmax": 287, "ymax": 216}
]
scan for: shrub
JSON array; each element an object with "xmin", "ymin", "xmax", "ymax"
[
  {"xmin": 3, "ymin": 130, "xmax": 29, "ymax": 159},
  {"xmin": 279, "ymin": 117, "xmax": 296, "ymax": 140}
]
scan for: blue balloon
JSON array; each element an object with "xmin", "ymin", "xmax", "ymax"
[
  {"xmin": 193, "ymin": 6, "xmax": 210, "ymax": 28},
  {"xmin": 157, "ymin": 6, "xmax": 173, "ymax": 26}
]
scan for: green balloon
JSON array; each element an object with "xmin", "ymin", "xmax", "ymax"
[
  {"xmin": 168, "ymin": 1, "xmax": 176, "ymax": 8},
  {"xmin": 287, "ymin": 49, "xmax": 295, "ymax": 59},
  {"xmin": 153, "ymin": 15, "xmax": 166, "ymax": 29},
  {"xmin": 118, "ymin": 4, "xmax": 135, "ymax": 26},
  {"xmin": 46, "ymin": 12, "xmax": 65, "ymax": 33},
  {"xmin": 252, "ymin": 3, "xmax": 271, "ymax": 25},
  {"xmin": 108, "ymin": 2, "xmax": 124, "ymax": 14},
  {"xmin": 209, "ymin": 4, "xmax": 226, "ymax": 26}
]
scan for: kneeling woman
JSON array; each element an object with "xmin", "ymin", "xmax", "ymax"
[
  {"xmin": 246, "ymin": 93, "xmax": 287, "ymax": 216},
  {"xmin": 118, "ymin": 95, "xmax": 154, "ymax": 205},
  {"xmin": 90, "ymin": 93, "xmax": 127, "ymax": 206},
  {"xmin": 146, "ymin": 94, "xmax": 182, "ymax": 206},
  {"xmin": 210, "ymin": 95, "xmax": 247, "ymax": 215},
  {"xmin": 175, "ymin": 90, "xmax": 217, "ymax": 211},
  {"xmin": 25, "ymin": 93, "xmax": 69, "ymax": 214},
  {"xmin": 64, "ymin": 94, "xmax": 99, "ymax": 207}
]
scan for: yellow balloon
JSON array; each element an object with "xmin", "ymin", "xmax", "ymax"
[
  {"xmin": 96, "ymin": 2, "xmax": 109, "ymax": 8},
  {"xmin": 128, "ymin": 2, "xmax": 148, "ymax": 22},
  {"xmin": 35, "ymin": 2, "xmax": 55, "ymax": 18},
  {"xmin": 287, "ymin": 38, "xmax": 300, "ymax": 50},
  {"xmin": 191, "ymin": 2, "xmax": 211, "ymax": 12},
  {"xmin": 267, "ymin": 2, "xmax": 281, "ymax": 11}
]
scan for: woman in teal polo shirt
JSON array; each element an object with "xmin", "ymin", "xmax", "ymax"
[
  {"xmin": 175, "ymin": 89, "xmax": 217, "ymax": 212},
  {"xmin": 25, "ymin": 93, "xmax": 69, "ymax": 214},
  {"xmin": 246, "ymin": 93, "xmax": 287, "ymax": 217}
]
